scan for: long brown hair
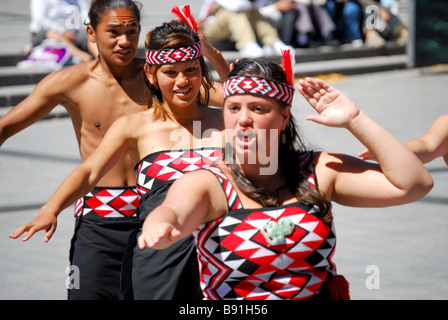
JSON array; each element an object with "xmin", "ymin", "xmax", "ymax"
[
  {"xmin": 225, "ymin": 59, "xmax": 332, "ymax": 224},
  {"xmin": 144, "ymin": 20, "xmax": 214, "ymax": 120}
]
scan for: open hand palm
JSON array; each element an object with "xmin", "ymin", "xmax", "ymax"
[{"xmin": 298, "ymin": 78, "xmax": 359, "ymax": 127}]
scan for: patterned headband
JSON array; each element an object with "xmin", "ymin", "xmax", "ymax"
[
  {"xmin": 145, "ymin": 42, "xmax": 202, "ymax": 65},
  {"xmin": 223, "ymin": 76, "xmax": 294, "ymax": 105}
]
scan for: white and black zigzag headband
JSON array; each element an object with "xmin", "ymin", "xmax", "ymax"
[
  {"xmin": 223, "ymin": 76, "xmax": 294, "ymax": 106},
  {"xmin": 145, "ymin": 42, "xmax": 202, "ymax": 65}
]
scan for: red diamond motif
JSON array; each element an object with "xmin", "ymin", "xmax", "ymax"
[
  {"xmin": 85, "ymin": 190, "xmax": 115, "ymax": 217},
  {"xmin": 109, "ymin": 189, "xmax": 139, "ymax": 216}
]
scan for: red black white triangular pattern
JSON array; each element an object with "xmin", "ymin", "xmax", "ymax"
[
  {"xmin": 223, "ymin": 76, "xmax": 294, "ymax": 105},
  {"xmin": 145, "ymin": 42, "xmax": 202, "ymax": 65},
  {"xmin": 135, "ymin": 148, "xmax": 223, "ymax": 197},
  {"xmin": 75, "ymin": 187, "xmax": 139, "ymax": 218},
  {"xmin": 202, "ymin": 166, "xmax": 242, "ymax": 210},
  {"xmin": 195, "ymin": 202, "xmax": 336, "ymax": 300},
  {"xmin": 193, "ymin": 151, "xmax": 337, "ymax": 300}
]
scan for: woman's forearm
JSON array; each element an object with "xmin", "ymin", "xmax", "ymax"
[
  {"xmin": 41, "ymin": 165, "xmax": 102, "ymax": 219},
  {"xmin": 347, "ymin": 111, "xmax": 433, "ymax": 194}
]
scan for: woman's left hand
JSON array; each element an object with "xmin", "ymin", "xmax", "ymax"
[{"xmin": 297, "ymin": 77, "xmax": 360, "ymax": 128}]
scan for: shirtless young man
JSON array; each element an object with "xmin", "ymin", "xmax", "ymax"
[{"xmin": 2, "ymin": 0, "xmax": 228, "ymax": 300}]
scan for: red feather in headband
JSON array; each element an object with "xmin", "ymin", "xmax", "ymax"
[
  {"xmin": 171, "ymin": 5, "xmax": 198, "ymax": 32},
  {"xmin": 281, "ymin": 49, "xmax": 295, "ymax": 87}
]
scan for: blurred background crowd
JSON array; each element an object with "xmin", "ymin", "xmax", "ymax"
[
  {"xmin": 198, "ymin": 0, "xmax": 408, "ymax": 58},
  {"xmin": 17, "ymin": 0, "xmax": 410, "ymax": 67}
]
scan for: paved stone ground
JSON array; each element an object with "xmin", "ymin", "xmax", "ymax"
[{"xmin": 0, "ymin": 0, "xmax": 447, "ymax": 301}]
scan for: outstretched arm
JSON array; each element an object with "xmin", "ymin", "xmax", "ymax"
[
  {"xmin": 298, "ymin": 77, "xmax": 433, "ymax": 207},
  {"xmin": 138, "ymin": 169, "xmax": 227, "ymax": 250},
  {"xmin": 9, "ymin": 116, "xmax": 132, "ymax": 242},
  {"xmin": 0, "ymin": 71, "xmax": 68, "ymax": 146}
]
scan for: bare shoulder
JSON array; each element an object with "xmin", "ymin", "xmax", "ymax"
[
  {"xmin": 35, "ymin": 61, "xmax": 92, "ymax": 93},
  {"xmin": 109, "ymin": 109, "xmax": 155, "ymax": 138},
  {"xmin": 47, "ymin": 61, "xmax": 91, "ymax": 81},
  {"xmin": 313, "ymin": 151, "xmax": 333, "ymax": 180},
  {"xmin": 112, "ymin": 108, "xmax": 150, "ymax": 127},
  {"xmin": 171, "ymin": 167, "xmax": 226, "ymax": 212},
  {"xmin": 164, "ymin": 168, "xmax": 222, "ymax": 204},
  {"xmin": 181, "ymin": 167, "xmax": 220, "ymax": 184},
  {"xmin": 313, "ymin": 151, "xmax": 336, "ymax": 167}
]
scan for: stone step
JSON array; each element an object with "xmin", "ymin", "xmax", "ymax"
[
  {"xmin": 0, "ymin": 42, "xmax": 407, "ymax": 111},
  {"xmin": 0, "ymin": 42, "xmax": 406, "ymax": 86}
]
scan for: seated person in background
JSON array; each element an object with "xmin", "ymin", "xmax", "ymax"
[
  {"xmin": 261, "ymin": 0, "xmax": 338, "ymax": 48},
  {"xmin": 198, "ymin": 0, "xmax": 293, "ymax": 58},
  {"xmin": 359, "ymin": 0, "xmax": 408, "ymax": 48},
  {"xmin": 27, "ymin": 0, "xmax": 94, "ymax": 65},
  {"xmin": 260, "ymin": 0, "xmax": 298, "ymax": 47},
  {"xmin": 326, "ymin": 0, "xmax": 364, "ymax": 47}
]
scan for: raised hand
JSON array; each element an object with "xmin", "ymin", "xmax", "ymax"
[
  {"xmin": 197, "ymin": 27, "xmax": 230, "ymax": 82},
  {"xmin": 297, "ymin": 77, "xmax": 360, "ymax": 128},
  {"xmin": 197, "ymin": 28, "xmax": 214, "ymax": 59}
]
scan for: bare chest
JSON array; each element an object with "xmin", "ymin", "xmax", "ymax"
[{"xmin": 69, "ymin": 79, "xmax": 148, "ymax": 134}]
